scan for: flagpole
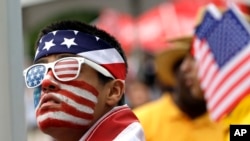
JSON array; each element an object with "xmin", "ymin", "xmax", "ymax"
[{"xmin": 0, "ymin": 0, "xmax": 27, "ymax": 140}]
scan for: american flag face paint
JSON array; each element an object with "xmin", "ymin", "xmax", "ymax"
[
  {"xmin": 35, "ymin": 79, "xmax": 99, "ymax": 130},
  {"xmin": 23, "ymin": 57, "xmax": 114, "ymax": 88}
]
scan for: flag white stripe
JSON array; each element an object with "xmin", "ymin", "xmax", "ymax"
[
  {"xmin": 55, "ymin": 70, "xmax": 78, "ymax": 75},
  {"xmin": 52, "ymin": 92, "xmax": 94, "ymax": 114},
  {"xmin": 210, "ymin": 76, "xmax": 250, "ymax": 120},
  {"xmin": 198, "ymin": 45, "xmax": 215, "ymax": 83},
  {"xmin": 55, "ymin": 63, "xmax": 78, "ymax": 69},
  {"xmin": 205, "ymin": 45, "xmax": 250, "ymax": 99},
  {"xmin": 202, "ymin": 62, "xmax": 217, "ymax": 93},
  {"xmin": 197, "ymin": 43, "xmax": 217, "ymax": 98},
  {"xmin": 35, "ymin": 82, "xmax": 98, "ymax": 111},
  {"xmin": 78, "ymin": 48, "xmax": 124, "ymax": 64},
  {"xmin": 198, "ymin": 44, "xmax": 211, "ymax": 77},
  {"xmin": 193, "ymin": 38, "xmax": 202, "ymax": 60},
  {"xmin": 206, "ymin": 3, "xmax": 222, "ymax": 19},
  {"xmin": 206, "ymin": 49, "xmax": 250, "ymax": 102},
  {"xmin": 207, "ymin": 63, "xmax": 249, "ymax": 109},
  {"xmin": 37, "ymin": 111, "xmax": 91, "ymax": 125},
  {"xmin": 206, "ymin": 50, "xmax": 249, "ymax": 105},
  {"xmin": 60, "ymin": 83, "xmax": 98, "ymax": 103},
  {"xmin": 114, "ymin": 122, "xmax": 145, "ymax": 141}
]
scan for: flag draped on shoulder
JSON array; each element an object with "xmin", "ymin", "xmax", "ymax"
[{"xmin": 192, "ymin": 3, "xmax": 250, "ymax": 121}]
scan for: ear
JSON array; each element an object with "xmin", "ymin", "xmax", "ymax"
[{"xmin": 106, "ymin": 80, "xmax": 125, "ymax": 106}]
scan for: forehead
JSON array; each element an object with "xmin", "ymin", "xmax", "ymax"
[{"xmin": 35, "ymin": 53, "xmax": 77, "ymax": 63}]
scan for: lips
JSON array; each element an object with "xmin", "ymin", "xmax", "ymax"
[{"xmin": 39, "ymin": 93, "xmax": 61, "ymax": 109}]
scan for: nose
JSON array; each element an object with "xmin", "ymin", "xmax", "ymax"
[
  {"xmin": 41, "ymin": 70, "xmax": 60, "ymax": 92},
  {"xmin": 180, "ymin": 57, "xmax": 191, "ymax": 73},
  {"xmin": 180, "ymin": 56, "xmax": 194, "ymax": 73}
]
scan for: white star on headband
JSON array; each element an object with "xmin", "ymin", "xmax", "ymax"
[
  {"xmin": 73, "ymin": 30, "xmax": 78, "ymax": 35},
  {"xmin": 52, "ymin": 31, "xmax": 57, "ymax": 35},
  {"xmin": 43, "ymin": 39, "xmax": 55, "ymax": 51},
  {"xmin": 61, "ymin": 38, "xmax": 77, "ymax": 48},
  {"xmin": 95, "ymin": 36, "xmax": 100, "ymax": 41},
  {"xmin": 35, "ymin": 49, "xmax": 39, "ymax": 58}
]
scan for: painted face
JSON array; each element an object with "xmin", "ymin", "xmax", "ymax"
[
  {"xmin": 32, "ymin": 54, "xmax": 107, "ymax": 132},
  {"xmin": 35, "ymin": 78, "xmax": 99, "ymax": 130}
]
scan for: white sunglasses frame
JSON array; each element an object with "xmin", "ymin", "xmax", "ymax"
[{"xmin": 23, "ymin": 57, "xmax": 115, "ymax": 88}]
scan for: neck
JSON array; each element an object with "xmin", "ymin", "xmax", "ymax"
[{"xmin": 172, "ymin": 92, "xmax": 207, "ymax": 119}]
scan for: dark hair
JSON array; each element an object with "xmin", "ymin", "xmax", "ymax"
[{"xmin": 35, "ymin": 20, "xmax": 127, "ymax": 105}]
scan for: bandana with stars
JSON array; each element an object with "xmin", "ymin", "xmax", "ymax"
[{"xmin": 35, "ymin": 30, "xmax": 126, "ymax": 80}]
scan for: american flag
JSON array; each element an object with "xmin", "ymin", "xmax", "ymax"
[
  {"xmin": 26, "ymin": 65, "xmax": 46, "ymax": 88},
  {"xmin": 193, "ymin": 4, "xmax": 250, "ymax": 121},
  {"xmin": 35, "ymin": 30, "xmax": 126, "ymax": 80},
  {"xmin": 54, "ymin": 59, "xmax": 79, "ymax": 80}
]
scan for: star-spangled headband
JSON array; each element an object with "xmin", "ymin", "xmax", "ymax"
[{"xmin": 34, "ymin": 30, "xmax": 126, "ymax": 80}]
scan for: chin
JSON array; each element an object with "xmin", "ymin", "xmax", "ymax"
[
  {"xmin": 191, "ymin": 88, "xmax": 204, "ymax": 99},
  {"xmin": 41, "ymin": 126, "xmax": 88, "ymax": 141},
  {"xmin": 38, "ymin": 118, "xmax": 89, "ymax": 133}
]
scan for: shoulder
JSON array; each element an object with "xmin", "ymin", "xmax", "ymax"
[
  {"xmin": 132, "ymin": 94, "xmax": 175, "ymax": 125},
  {"xmin": 113, "ymin": 122, "xmax": 145, "ymax": 141}
]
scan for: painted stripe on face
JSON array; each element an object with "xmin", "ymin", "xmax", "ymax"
[
  {"xmin": 39, "ymin": 92, "xmax": 95, "ymax": 114},
  {"xmin": 37, "ymin": 111, "xmax": 91, "ymax": 126},
  {"xmin": 36, "ymin": 80, "xmax": 99, "ymax": 130}
]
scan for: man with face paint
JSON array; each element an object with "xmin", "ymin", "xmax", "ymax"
[{"xmin": 23, "ymin": 20, "xmax": 145, "ymax": 141}]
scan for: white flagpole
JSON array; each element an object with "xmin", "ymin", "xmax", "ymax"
[{"xmin": 0, "ymin": 0, "xmax": 27, "ymax": 140}]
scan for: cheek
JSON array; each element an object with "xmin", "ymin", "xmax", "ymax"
[
  {"xmin": 36, "ymin": 80, "xmax": 100, "ymax": 130},
  {"xmin": 191, "ymin": 80, "xmax": 203, "ymax": 99},
  {"xmin": 77, "ymin": 66, "xmax": 100, "ymax": 87}
]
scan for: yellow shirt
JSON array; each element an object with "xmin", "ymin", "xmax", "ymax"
[
  {"xmin": 219, "ymin": 94, "xmax": 250, "ymax": 141},
  {"xmin": 133, "ymin": 94, "xmax": 224, "ymax": 141}
]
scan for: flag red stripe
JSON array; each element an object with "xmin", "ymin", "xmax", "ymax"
[
  {"xmin": 194, "ymin": 39, "xmax": 250, "ymax": 121},
  {"xmin": 210, "ymin": 87, "xmax": 250, "ymax": 120},
  {"xmin": 198, "ymin": 47, "xmax": 217, "ymax": 90},
  {"xmin": 38, "ymin": 118, "xmax": 89, "ymax": 130},
  {"xmin": 209, "ymin": 68, "xmax": 249, "ymax": 111},
  {"xmin": 206, "ymin": 52, "xmax": 249, "ymax": 100},
  {"xmin": 38, "ymin": 103, "xmax": 94, "ymax": 119},
  {"xmin": 63, "ymin": 81, "xmax": 99, "ymax": 97},
  {"xmin": 85, "ymin": 106, "xmax": 139, "ymax": 141},
  {"xmin": 59, "ymin": 90, "xmax": 96, "ymax": 108},
  {"xmin": 101, "ymin": 63, "xmax": 126, "ymax": 80},
  {"xmin": 55, "ymin": 67, "xmax": 78, "ymax": 72},
  {"xmin": 57, "ymin": 74, "xmax": 77, "ymax": 78}
]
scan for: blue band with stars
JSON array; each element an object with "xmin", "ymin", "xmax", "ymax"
[{"xmin": 34, "ymin": 30, "xmax": 115, "ymax": 62}]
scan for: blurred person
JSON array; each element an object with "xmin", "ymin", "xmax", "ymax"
[
  {"xmin": 190, "ymin": 4, "xmax": 250, "ymax": 141},
  {"xmin": 133, "ymin": 36, "xmax": 224, "ymax": 141},
  {"xmin": 23, "ymin": 20, "xmax": 145, "ymax": 141},
  {"xmin": 125, "ymin": 80, "xmax": 151, "ymax": 109},
  {"xmin": 125, "ymin": 49, "xmax": 161, "ymax": 109}
]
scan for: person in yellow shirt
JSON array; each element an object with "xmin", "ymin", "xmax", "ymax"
[
  {"xmin": 133, "ymin": 36, "xmax": 224, "ymax": 141},
  {"xmin": 190, "ymin": 4, "xmax": 250, "ymax": 141}
]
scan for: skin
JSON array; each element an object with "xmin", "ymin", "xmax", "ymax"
[
  {"xmin": 179, "ymin": 53, "xmax": 203, "ymax": 99},
  {"xmin": 172, "ymin": 54, "xmax": 206, "ymax": 119},
  {"xmin": 126, "ymin": 81, "xmax": 151, "ymax": 109},
  {"xmin": 35, "ymin": 53, "xmax": 125, "ymax": 141}
]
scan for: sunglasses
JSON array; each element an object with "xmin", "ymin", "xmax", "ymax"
[{"xmin": 23, "ymin": 57, "xmax": 114, "ymax": 88}]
